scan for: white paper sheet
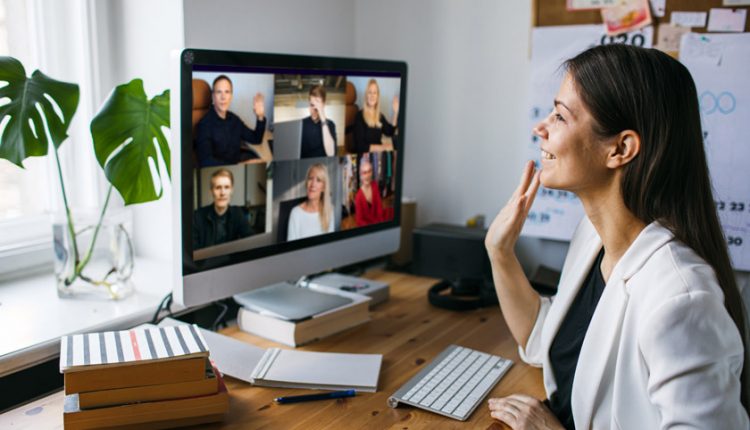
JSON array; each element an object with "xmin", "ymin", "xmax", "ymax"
[
  {"xmin": 524, "ymin": 25, "xmax": 653, "ymax": 241},
  {"xmin": 707, "ymin": 8, "xmax": 747, "ymax": 32},
  {"xmin": 680, "ymin": 33, "xmax": 750, "ymax": 270},
  {"xmin": 671, "ymin": 11, "xmax": 708, "ymax": 27}
]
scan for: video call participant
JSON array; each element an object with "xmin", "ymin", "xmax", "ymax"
[
  {"xmin": 196, "ymin": 75, "xmax": 267, "ymax": 167},
  {"xmin": 301, "ymin": 85, "xmax": 336, "ymax": 158},
  {"xmin": 352, "ymin": 79, "xmax": 399, "ymax": 154},
  {"xmin": 485, "ymin": 45, "xmax": 749, "ymax": 429},
  {"xmin": 287, "ymin": 163, "xmax": 334, "ymax": 241},
  {"xmin": 193, "ymin": 169, "xmax": 251, "ymax": 249},
  {"xmin": 354, "ymin": 158, "xmax": 392, "ymax": 226}
]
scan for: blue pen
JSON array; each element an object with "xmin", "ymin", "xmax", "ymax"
[{"xmin": 274, "ymin": 389, "xmax": 356, "ymax": 404}]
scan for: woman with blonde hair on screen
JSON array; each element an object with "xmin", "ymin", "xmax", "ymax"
[
  {"xmin": 352, "ymin": 79, "xmax": 399, "ymax": 154},
  {"xmin": 287, "ymin": 163, "xmax": 334, "ymax": 241}
]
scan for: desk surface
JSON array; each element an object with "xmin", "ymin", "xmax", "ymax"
[{"xmin": 1, "ymin": 270, "xmax": 544, "ymax": 429}]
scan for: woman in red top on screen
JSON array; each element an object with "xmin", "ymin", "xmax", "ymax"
[{"xmin": 354, "ymin": 158, "xmax": 393, "ymax": 226}]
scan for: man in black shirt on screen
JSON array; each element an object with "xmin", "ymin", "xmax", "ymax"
[{"xmin": 196, "ymin": 75, "xmax": 267, "ymax": 167}]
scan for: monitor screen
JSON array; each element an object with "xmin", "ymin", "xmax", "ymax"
[{"xmin": 172, "ymin": 49, "xmax": 407, "ymax": 307}]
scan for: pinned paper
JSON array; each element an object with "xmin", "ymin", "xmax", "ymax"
[
  {"xmin": 707, "ymin": 8, "xmax": 747, "ymax": 32},
  {"xmin": 723, "ymin": 0, "xmax": 750, "ymax": 6},
  {"xmin": 655, "ymin": 23, "xmax": 691, "ymax": 53},
  {"xmin": 679, "ymin": 33, "xmax": 724, "ymax": 66},
  {"xmin": 567, "ymin": 0, "xmax": 618, "ymax": 10},
  {"xmin": 650, "ymin": 0, "xmax": 666, "ymax": 17},
  {"xmin": 671, "ymin": 11, "xmax": 708, "ymax": 27},
  {"xmin": 601, "ymin": 0, "xmax": 652, "ymax": 35}
]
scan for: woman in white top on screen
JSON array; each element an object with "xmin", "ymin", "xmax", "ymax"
[
  {"xmin": 484, "ymin": 44, "xmax": 749, "ymax": 429},
  {"xmin": 287, "ymin": 163, "xmax": 335, "ymax": 241}
]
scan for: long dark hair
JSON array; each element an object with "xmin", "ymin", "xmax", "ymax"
[{"xmin": 565, "ymin": 44, "xmax": 748, "ymax": 411}]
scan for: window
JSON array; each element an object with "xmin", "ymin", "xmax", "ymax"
[{"xmin": 0, "ymin": 0, "xmax": 63, "ymax": 275}]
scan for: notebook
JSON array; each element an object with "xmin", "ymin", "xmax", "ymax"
[
  {"xmin": 159, "ymin": 319, "xmax": 381, "ymax": 392},
  {"xmin": 250, "ymin": 348, "xmax": 382, "ymax": 392}
]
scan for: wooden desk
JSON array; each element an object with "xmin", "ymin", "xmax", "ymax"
[{"xmin": 1, "ymin": 270, "xmax": 544, "ymax": 429}]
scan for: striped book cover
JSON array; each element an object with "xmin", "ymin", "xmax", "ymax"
[{"xmin": 60, "ymin": 324, "xmax": 209, "ymax": 373}]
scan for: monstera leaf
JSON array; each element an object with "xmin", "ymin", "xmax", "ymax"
[
  {"xmin": 91, "ymin": 79, "xmax": 170, "ymax": 205},
  {"xmin": 0, "ymin": 56, "xmax": 79, "ymax": 167}
]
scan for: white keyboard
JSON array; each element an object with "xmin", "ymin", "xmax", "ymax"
[{"xmin": 387, "ymin": 344, "xmax": 513, "ymax": 421}]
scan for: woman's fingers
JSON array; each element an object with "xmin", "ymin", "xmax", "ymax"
[
  {"xmin": 513, "ymin": 160, "xmax": 536, "ymax": 199},
  {"xmin": 523, "ymin": 169, "xmax": 541, "ymax": 212}
]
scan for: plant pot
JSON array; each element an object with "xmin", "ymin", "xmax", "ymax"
[{"xmin": 53, "ymin": 209, "xmax": 134, "ymax": 300}]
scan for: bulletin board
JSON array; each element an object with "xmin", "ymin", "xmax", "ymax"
[
  {"xmin": 533, "ymin": 0, "xmax": 750, "ymax": 32},
  {"xmin": 524, "ymin": 0, "xmax": 750, "ymax": 271}
]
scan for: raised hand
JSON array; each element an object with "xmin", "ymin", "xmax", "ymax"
[
  {"xmin": 253, "ymin": 92, "xmax": 265, "ymax": 120},
  {"xmin": 311, "ymin": 96, "xmax": 326, "ymax": 122},
  {"xmin": 485, "ymin": 160, "xmax": 541, "ymax": 260}
]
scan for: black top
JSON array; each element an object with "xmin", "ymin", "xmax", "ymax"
[
  {"xmin": 195, "ymin": 108, "xmax": 266, "ymax": 167},
  {"xmin": 351, "ymin": 110, "xmax": 396, "ymax": 154},
  {"xmin": 548, "ymin": 248, "xmax": 606, "ymax": 430},
  {"xmin": 301, "ymin": 116, "xmax": 336, "ymax": 158},
  {"xmin": 192, "ymin": 205, "xmax": 252, "ymax": 249}
]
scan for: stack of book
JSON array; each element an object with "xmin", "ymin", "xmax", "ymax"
[{"xmin": 59, "ymin": 324, "xmax": 229, "ymax": 429}]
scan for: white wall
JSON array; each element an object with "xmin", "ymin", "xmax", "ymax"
[
  {"xmin": 353, "ymin": 0, "xmax": 531, "ymax": 227},
  {"xmin": 183, "ymin": 0, "xmax": 356, "ymax": 56},
  {"xmin": 95, "ymin": 0, "xmax": 185, "ymax": 261}
]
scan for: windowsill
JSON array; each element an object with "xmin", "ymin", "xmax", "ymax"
[{"xmin": 0, "ymin": 258, "xmax": 182, "ymax": 377}]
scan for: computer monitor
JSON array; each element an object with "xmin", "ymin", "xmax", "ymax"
[{"xmin": 171, "ymin": 49, "xmax": 407, "ymax": 307}]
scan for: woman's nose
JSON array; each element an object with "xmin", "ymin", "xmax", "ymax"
[{"xmin": 532, "ymin": 120, "xmax": 548, "ymax": 141}]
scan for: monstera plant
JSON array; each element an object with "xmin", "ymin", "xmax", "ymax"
[{"xmin": 0, "ymin": 56, "xmax": 170, "ymax": 298}]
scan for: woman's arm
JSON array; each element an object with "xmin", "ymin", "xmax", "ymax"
[
  {"xmin": 352, "ymin": 111, "xmax": 367, "ymax": 154},
  {"xmin": 485, "ymin": 161, "xmax": 544, "ymax": 350}
]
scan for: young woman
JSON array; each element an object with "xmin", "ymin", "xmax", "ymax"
[
  {"xmin": 485, "ymin": 44, "xmax": 749, "ymax": 429},
  {"xmin": 287, "ymin": 163, "xmax": 334, "ymax": 241},
  {"xmin": 351, "ymin": 79, "xmax": 399, "ymax": 154}
]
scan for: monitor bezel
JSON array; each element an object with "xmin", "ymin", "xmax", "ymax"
[{"xmin": 179, "ymin": 49, "xmax": 407, "ymax": 277}]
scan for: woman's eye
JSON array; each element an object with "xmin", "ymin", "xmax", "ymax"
[{"xmin": 554, "ymin": 113, "xmax": 565, "ymax": 123}]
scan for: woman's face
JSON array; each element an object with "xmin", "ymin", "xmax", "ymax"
[
  {"xmin": 211, "ymin": 175, "xmax": 233, "ymax": 211},
  {"xmin": 533, "ymin": 74, "xmax": 611, "ymax": 193},
  {"xmin": 306, "ymin": 169, "xmax": 325, "ymax": 202},
  {"xmin": 212, "ymin": 79, "xmax": 233, "ymax": 117},
  {"xmin": 365, "ymin": 83, "xmax": 379, "ymax": 108},
  {"xmin": 359, "ymin": 163, "xmax": 373, "ymax": 186}
]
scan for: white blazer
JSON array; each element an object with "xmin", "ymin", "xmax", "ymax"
[{"xmin": 520, "ymin": 217, "xmax": 749, "ymax": 429}]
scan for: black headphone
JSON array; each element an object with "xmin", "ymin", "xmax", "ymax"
[{"xmin": 428, "ymin": 278, "xmax": 498, "ymax": 311}]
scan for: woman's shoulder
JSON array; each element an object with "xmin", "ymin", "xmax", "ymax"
[{"xmin": 628, "ymin": 233, "xmax": 724, "ymax": 307}]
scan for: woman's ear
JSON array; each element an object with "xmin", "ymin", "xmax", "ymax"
[{"xmin": 606, "ymin": 130, "xmax": 640, "ymax": 169}]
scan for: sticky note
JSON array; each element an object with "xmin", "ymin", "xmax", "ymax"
[
  {"xmin": 655, "ymin": 23, "xmax": 690, "ymax": 52},
  {"xmin": 707, "ymin": 8, "xmax": 747, "ymax": 32},
  {"xmin": 651, "ymin": 0, "xmax": 666, "ymax": 17},
  {"xmin": 566, "ymin": 0, "xmax": 617, "ymax": 9},
  {"xmin": 671, "ymin": 11, "xmax": 708, "ymax": 27}
]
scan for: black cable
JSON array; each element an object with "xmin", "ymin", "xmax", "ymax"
[{"xmin": 151, "ymin": 292, "xmax": 173, "ymax": 324}]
